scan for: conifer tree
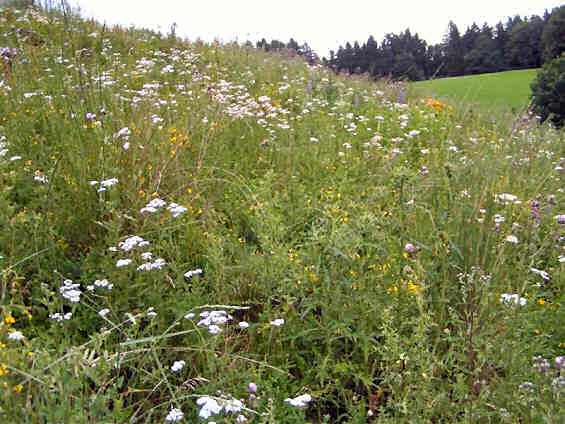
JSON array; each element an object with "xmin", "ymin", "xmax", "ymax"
[
  {"xmin": 444, "ymin": 21, "xmax": 464, "ymax": 76},
  {"xmin": 542, "ymin": 5, "xmax": 565, "ymax": 62}
]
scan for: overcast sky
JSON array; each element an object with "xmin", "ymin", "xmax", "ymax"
[{"xmin": 69, "ymin": 1, "xmax": 562, "ymax": 58}]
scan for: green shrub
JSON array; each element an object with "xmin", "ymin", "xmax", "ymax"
[{"xmin": 530, "ymin": 54, "xmax": 565, "ymax": 128}]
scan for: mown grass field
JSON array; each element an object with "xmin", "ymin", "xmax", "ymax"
[
  {"xmin": 411, "ymin": 69, "xmax": 539, "ymax": 114},
  {"xmin": 0, "ymin": 3, "xmax": 563, "ymax": 423}
]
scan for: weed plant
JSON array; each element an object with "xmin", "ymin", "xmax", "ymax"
[{"xmin": 0, "ymin": 4, "xmax": 563, "ymax": 423}]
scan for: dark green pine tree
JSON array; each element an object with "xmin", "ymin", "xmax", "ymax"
[
  {"xmin": 542, "ymin": 5, "xmax": 565, "ymax": 63},
  {"xmin": 507, "ymin": 16, "xmax": 545, "ymax": 69},
  {"xmin": 426, "ymin": 43, "xmax": 446, "ymax": 78},
  {"xmin": 494, "ymin": 22, "xmax": 510, "ymax": 70},
  {"xmin": 464, "ymin": 24, "xmax": 502, "ymax": 74},
  {"xmin": 462, "ymin": 23, "xmax": 480, "ymax": 56},
  {"xmin": 364, "ymin": 35, "xmax": 379, "ymax": 76},
  {"xmin": 444, "ymin": 21, "xmax": 465, "ymax": 76},
  {"xmin": 287, "ymin": 38, "xmax": 300, "ymax": 51},
  {"xmin": 352, "ymin": 41, "xmax": 362, "ymax": 73}
]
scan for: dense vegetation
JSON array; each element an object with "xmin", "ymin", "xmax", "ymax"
[
  {"xmin": 0, "ymin": 3, "xmax": 564, "ymax": 423},
  {"xmin": 531, "ymin": 54, "xmax": 565, "ymax": 128}
]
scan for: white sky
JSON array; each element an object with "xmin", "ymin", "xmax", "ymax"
[{"xmin": 69, "ymin": 1, "xmax": 561, "ymax": 58}]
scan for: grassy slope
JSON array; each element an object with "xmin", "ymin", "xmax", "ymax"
[
  {"xmin": 411, "ymin": 69, "xmax": 539, "ymax": 113},
  {"xmin": 0, "ymin": 5, "xmax": 563, "ymax": 423}
]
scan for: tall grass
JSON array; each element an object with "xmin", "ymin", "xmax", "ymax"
[{"xmin": 0, "ymin": 4, "xmax": 563, "ymax": 423}]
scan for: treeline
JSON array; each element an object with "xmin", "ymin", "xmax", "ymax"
[
  {"xmin": 324, "ymin": 5, "xmax": 565, "ymax": 80},
  {"xmin": 255, "ymin": 38, "xmax": 319, "ymax": 64}
]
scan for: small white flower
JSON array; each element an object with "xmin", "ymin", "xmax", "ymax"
[
  {"xmin": 119, "ymin": 236, "xmax": 147, "ymax": 252},
  {"xmin": 223, "ymin": 398, "xmax": 243, "ymax": 414},
  {"xmin": 505, "ymin": 235, "xmax": 518, "ymax": 244},
  {"xmin": 50, "ymin": 312, "xmax": 72, "ymax": 322},
  {"xmin": 151, "ymin": 258, "xmax": 166, "ymax": 269},
  {"xmin": 208, "ymin": 325, "xmax": 222, "ymax": 335},
  {"xmin": 137, "ymin": 262, "xmax": 153, "ymax": 271},
  {"xmin": 555, "ymin": 214, "xmax": 565, "ymax": 224},
  {"xmin": 184, "ymin": 312, "xmax": 195, "ymax": 320},
  {"xmin": 270, "ymin": 318, "xmax": 284, "ymax": 327},
  {"xmin": 171, "ymin": 360, "xmax": 186, "ymax": 372},
  {"xmin": 184, "ymin": 268, "xmax": 203, "ymax": 279},
  {"xmin": 236, "ymin": 414, "xmax": 247, "ymax": 423},
  {"xmin": 500, "ymin": 293, "xmax": 527, "ymax": 306},
  {"xmin": 140, "ymin": 206, "xmax": 158, "ymax": 214},
  {"xmin": 60, "ymin": 279, "xmax": 81, "ymax": 303},
  {"xmin": 164, "ymin": 407, "xmax": 184, "ymax": 422},
  {"xmin": 141, "ymin": 252, "xmax": 153, "ymax": 260},
  {"xmin": 140, "ymin": 198, "xmax": 167, "ymax": 214},
  {"xmin": 114, "ymin": 127, "xmax": 131, "ymax": 140},
  {"xmin": 495, "ymin": 193, "xmax": 520, "ymax": 204},
  {"xmin": 167, "ymin": 203, "xmax": 187, "ymax": 217},
  {"xmin": 284, "ymin": 394, "xmax": 312, "ymax": 407},
  {"xmin": 238, "ymin": 321, "xmax": 249, "ymax": 329},
  {"xmin": 116, "ymin": 259, "xmax": 133, "ymax": 268},
  {"xmin": 147, "ymin": 307, "xmax": 157, "ymax": 317},
  {"xmin": 94, "ymin": 279, "xmax": 113, "ymax": 289},
  {"xmin": 98, "ymin": 308, "xmax": 110, "ymax": 317},
  {"xmin": 196, "ymin": 396, "xmax": 223, "ymax": 419},
  {"xmin": 531, "ymin": 268, "xmax": 550, "ymax": 281},
  {"xmin": 137, "ymin": 258, "xmax": 166, "ymax": 271},
  {"xmin": 8, "ymin": 331, "xmax": 24, "ymax": 341},
  {"xmin": 97, "ymin": 178, "xmax": 119, "ymax": 192}
]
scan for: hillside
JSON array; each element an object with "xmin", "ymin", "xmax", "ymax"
[
  {"xmin": 411, "ymin": 69, "xmax": 539, "ymax": 113},
  {"xmin": 0, "ymin": 4, "xmax": 563, "ymax": 423}
]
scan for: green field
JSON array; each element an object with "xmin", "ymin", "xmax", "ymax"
[{"xmin": 412, "ymin": 69, "xmax": 539, "ymax": 113}]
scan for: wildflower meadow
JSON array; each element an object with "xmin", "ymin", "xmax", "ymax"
[{"xmin": 0, "ymin": 2, "xmax": 563, "ymax": 423}]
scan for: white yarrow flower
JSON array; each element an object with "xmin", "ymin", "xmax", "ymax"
[
  {"xmin": 168, "ymin": 203, "xmax": 188, "ymax": 217},
  {"xmin": 223, "ymin": 398, "xmax": 244, "ymax": 414},
  {"xmin": 500, "ymin": 293, "xmax": 527, "ymax": 306},
  {"xmin": 207, "ymin": 325, "xmax": 222, "ymax": 335},
  {"xmin": 116, "ymin": 258, "xmax": 133, "ymax": 268},
  {"xmin": 164, "ymin": 407, "xmax": 184, "ymax": 422},
  {"xmin": 284, "ymin": 394, "xmax": 312, "ymax": 407},
  {"xmin": 8, "ymin": 331, "xmax": 24, "ymax": 341},
  {"xmin": 60, "ymin": 279, "xmax": 81, "ymax": 303},
  {"xmin": 184, "ymin": 268, "xmax": 203, "ymax": 279},
  {"xmin": 196, "ymin": 396, "xmax": 223, "ymax": 419},
  {"xmin": 171, "ymin": 360, "xmax": 186, "ymax": 372},
  {"xmin": 531, "ymin": 268, "xmax": 550, "ymax": 281}
]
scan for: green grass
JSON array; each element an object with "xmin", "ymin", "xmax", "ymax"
[
  {"xmin": 412, "ymin": 69, "xmax": 539, "ymax": 113},
  {"xmin": 0, "ymin": 4, "xmax": 563, "ymax": 423}
]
